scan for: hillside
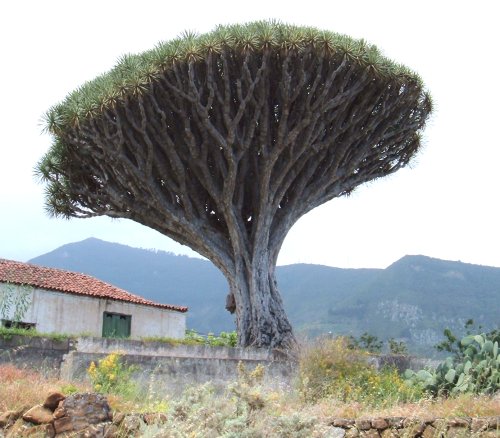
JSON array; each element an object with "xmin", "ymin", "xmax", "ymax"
[{"xmin": 29, "ymin": 238, "xmax": 500, "ymax": 355}]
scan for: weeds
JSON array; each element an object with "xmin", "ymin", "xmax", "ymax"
[
  {"xmin": 299, "ymin": 336, "xmax": 423, "ymax": 406},
  {"xmin": 87, "ymin": 352, "xmax": 137, "ymax": 397},
  {"xmin": 0, "ymin": 326, "xmax": 70, "ymax": 341}
]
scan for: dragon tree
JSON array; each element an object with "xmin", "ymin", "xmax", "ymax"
[{"xmin": 37, "ymin": 22, "xmax": 432, "ymax": 349}]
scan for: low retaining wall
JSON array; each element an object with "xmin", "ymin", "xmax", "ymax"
[
  {"xmin": 0, "ymin": 335, "xmax": 74, "ymax": 376},
  {"xmin": 329, "ymin": 416, "xmax": 500, "ymax": 437},
  {"xmin": 61, "ymin": 337, "xmax": 294, "ymax": 393},
  {"xmin": 0, "ymin": 334, "xmax": 436, "ymax": 393}
]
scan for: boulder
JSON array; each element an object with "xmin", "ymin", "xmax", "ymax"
[
  {"xmin": 43, "ymin": 392, "xmax": 66, "ymax": 411},
  {"xmin": 22, "ymin": 405, "xmax": 54, "ymax": 425},
  {"xmin": 52, "ymin": 393, "xmax": 112, "ymax": 435}
]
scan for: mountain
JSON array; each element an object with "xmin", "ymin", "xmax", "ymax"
[{"xmin": 28, "ymin": 238, "xmax": 500, "ymax": 356}]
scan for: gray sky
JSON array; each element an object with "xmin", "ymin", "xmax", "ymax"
[{"xmin": 1, "ymin": 0, "xmax": 499, "ymax": 269}]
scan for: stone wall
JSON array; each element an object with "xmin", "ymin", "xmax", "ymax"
[
  {"xmin": 0, "ymin": 335, "xmax": 74, "ymax": 376},
  {"xmin": 61, "ymin": 337, "xmax": 294, "ymax": 394},
  {"xmin": 329, "ymin": 416, "xmax": 500, "ymax": 437},
  {"xmin": 0, "ymin": 334, "xmax": 433, "ymax": 393}
]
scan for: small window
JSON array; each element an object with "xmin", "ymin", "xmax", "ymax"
[
  {"xmin": 102, "ymin": 312, "xmax": 131, "ymax": 338},
  {"xmin": 1, "ymin": 320, "xmax": 36, "ymax": 330}
]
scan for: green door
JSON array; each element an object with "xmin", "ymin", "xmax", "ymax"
[{"xmin": 102, "ymin": 312, "xmax": 131, "ymax": 338}]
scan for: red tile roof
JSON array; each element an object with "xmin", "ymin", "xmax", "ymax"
[{"xmin": 0, "ymin": 259, "xmax": 187, "ymax": 313}]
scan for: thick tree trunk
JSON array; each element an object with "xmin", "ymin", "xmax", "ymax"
[{"xmin": 227, "ymin": 250, "xmax": 296, "ymax": 350}]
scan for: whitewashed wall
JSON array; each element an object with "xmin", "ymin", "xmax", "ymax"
[{"xmin": 0, "ymin": 283, "xmax": 186, "ymax": 339}]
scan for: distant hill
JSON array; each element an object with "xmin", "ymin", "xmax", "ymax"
[{"xmin": 29, "ymin": 238, "xmax": 500, "ymax": 356}]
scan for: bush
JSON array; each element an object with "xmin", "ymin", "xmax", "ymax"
[
  {"xmin": 185, "ymin": 329, "xmax": 238, "ymax": 347},
  {"xmin": 299, "ymin": 337, "xmax": 422, "ymax": 406},
  {"xmin": 87, "ymin": 352, "xmax": 137, "ymax": 396}
]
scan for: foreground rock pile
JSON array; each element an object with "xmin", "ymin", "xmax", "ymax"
[
  {"xmin": 0, "ymin": 392, "xmax": 165, "ymax": 437},
  {"xmin": 1, "ymin": 391, "xmax": 499, "ymax": 437}
]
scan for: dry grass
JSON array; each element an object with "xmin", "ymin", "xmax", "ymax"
[
  {"xmin": 296, "ymin": 394, "xmax": 500, "ymax": 420},
  {"xmin": 0, "ymin": 364, "xmax": 89, "ymax": 411}
]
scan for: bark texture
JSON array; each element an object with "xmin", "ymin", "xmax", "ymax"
[{"xmin": 40, "ymin": 45, "xmax": 431, "ymax": 348}]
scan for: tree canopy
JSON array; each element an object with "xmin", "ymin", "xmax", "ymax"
[{"xmin": 37, "ymin": 21, "xmax": 432, "ymax": 348}]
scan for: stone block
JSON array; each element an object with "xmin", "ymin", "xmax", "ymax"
[
  {"xmin": 385, "ymin": 417, "xmax": 404, "ymax": 429},
  {"xmin": 345, "ymin": 428, "xmax": 360, "ymax": 438},
  {"xmin": 371, "ymin": 418, "xmax": 389, "ymax": 430},
  {"xmin": 471, "ymin": 418, "xmax": 488, "ymax": 433},
  {"xmin": 333, "ymin": 418, "xmax": 355, "ymax": 428},
  {"xmin": 380, "ymin": 429, "xmax": 399, "ymax": 438},
  {"xmin": 356, "ymin": 419, "xmax": 372, "ymax": 430},
  {"xmin": 327, "ymin": 426, "xmax": 346, "ymax": 438},
  {"xmin": 421, "ymin": 425, "xmax": 437, "ymax": 438}
]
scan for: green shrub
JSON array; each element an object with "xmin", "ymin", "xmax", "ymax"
[
  {"xmin": 185, "ymin": 329, "xmax": 238, "ymax": 347},
  {"xmin": 87, "ymin": 352, "xmax": 137, "ymax": 396},
  {"xmin": 299, "ymin": 337, "xmax": 422, "ymax": 405},
  {"xmin": 406, "ymin": 332, "xmax": 500, "ymax": 396}
]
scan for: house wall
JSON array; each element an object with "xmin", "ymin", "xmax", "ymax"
[{"xmin": 0, "ymin": 283, "xmax": 185, "ymax": 339}]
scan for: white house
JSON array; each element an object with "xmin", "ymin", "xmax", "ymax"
[{"xmin": 0, "ymin": 259, "xmax": 187, "ymax": 339}]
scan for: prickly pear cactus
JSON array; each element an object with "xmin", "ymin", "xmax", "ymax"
[{"xmin": 404, "ymin": 333, "xmax": 500, "ymax": 396}]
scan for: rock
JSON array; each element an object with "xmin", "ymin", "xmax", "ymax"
[
  {"xmin": 52, "ymin": 393, "xmax": 112, "ymax": 435},
  {"xmin": 447, "ymin": 417, "xmax": 470, "ymax": 428},
  {"xmin": 360, "ymin": 430, "xmax": 380, "ymax": 437},
  {"xmin": 402, "ymin": 418, "xmax": 426, "ymax": 435},
  {"xmin": 76, "ymin": 423, "xmax": 108, "ymax": 437},
  {"xmin": 371, "ymin": 418, "xmax": 389, "ymax": 430},
  {"xmin": 356, "ymin": 419, "xmax": 372, "ymax": 430},
  {"xmin": 43, "ymin": 392, "xmax": 66, "ymax": 411},
  {"xmin": 471, "ymin": 418, "xmax": 488, "ymax": 432},
  {"xmin": 333, "ymin": 418, "xmax": 355, "ymax": 428},
  {"xmin": 120, "ymin": 414, "xmax": 144, "ymax": 435},
  {"xmin": 22, "ymin": 405, "xmax": 54, "ymax": 425},
  {"xmin": 421, "ymin": 424, "xmax": 437, "ymax": 438},
  {"xmin": 385, "ymin": 417, "xmax": 404, "ymax": 429},
  {"xmin": 486, "ymin": 416, "xmax": 500, "ymax": 429},
  {"xmin": 345, "ymin": 429, "xmax": 360, "ymax": 438},
  {"xmin": 53, "ymin": 416, "xmax": 74, "ymax": 434},
  {"xmin": 326, "ymin": 427, "xmax": 346, "ymax": 438}
]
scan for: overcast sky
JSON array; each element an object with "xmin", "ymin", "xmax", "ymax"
[{"xmin": 1, "ymin": 0, "xmax": 499, "ymax": 269}]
